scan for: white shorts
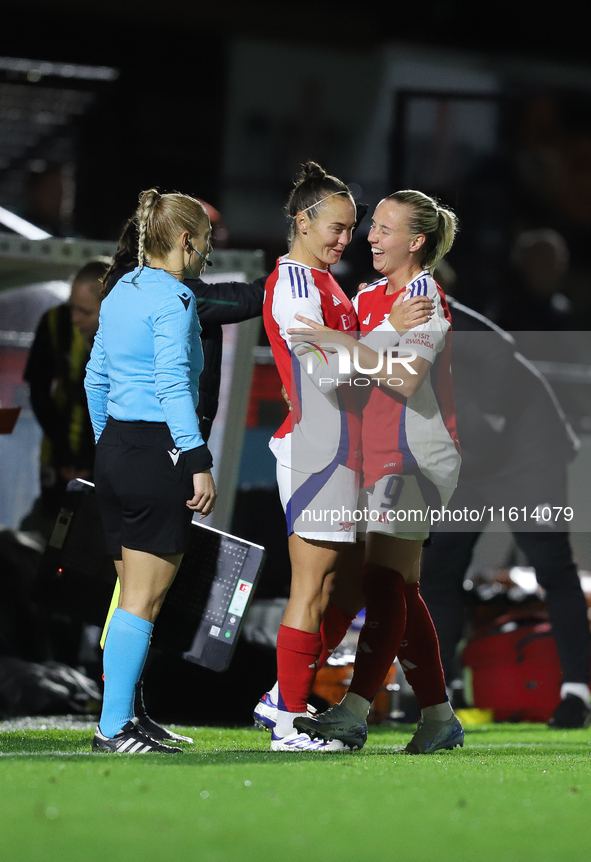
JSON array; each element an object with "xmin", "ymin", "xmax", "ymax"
[
  {"xmin": 357, "ymin": 473, "xmax": 455, "ymax": 542},
  {"xmin": 276, "ymin": 461, "xmax": 359, "ymax": 543}
]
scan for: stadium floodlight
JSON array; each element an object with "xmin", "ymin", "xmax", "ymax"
[{"xmin": 0, "ymin": 205, "xmax": 51, "ymax": 240}]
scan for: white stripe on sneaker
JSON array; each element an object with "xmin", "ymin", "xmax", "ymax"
[
  {"xmin": 128, "ymin": 741, "xmax": 146, "ymax": 753},
  {"xmin": 117, "ymin": 738, "xmax": 135, "ymax": 752}
]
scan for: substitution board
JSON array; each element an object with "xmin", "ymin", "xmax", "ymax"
[{"xmin": 34, "ymin": 479, "xmax": 265, "ymax": 671}]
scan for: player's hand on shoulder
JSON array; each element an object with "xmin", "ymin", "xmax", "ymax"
[
  {"xmin": 281, "ymin": 385, "xmax": 293, "ymax": 412},
  {"xmin": 389, "ymin": 289, "xmax": 434, "ymax": 333},
  {"xmin": 187, "ymin": 470, "xmax": 217, "ymax": 518}
]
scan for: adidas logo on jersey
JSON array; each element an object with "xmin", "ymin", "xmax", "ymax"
[
  {"xmin": 362, "ymin": 313, "xmax": 371, "ymax": 325},
  {"xmin": 332, "ymin": 295, "xmax": 341, "ymax": 306}
]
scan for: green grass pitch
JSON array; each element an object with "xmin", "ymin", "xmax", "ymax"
[{"xmin": 1, "ymin": 720, "xmax": 590, "ymax": 862}]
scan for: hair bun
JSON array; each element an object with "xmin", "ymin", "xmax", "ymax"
[{"xmin": 299, "ymin": 161, "xmax": 326, "ymax": 182}]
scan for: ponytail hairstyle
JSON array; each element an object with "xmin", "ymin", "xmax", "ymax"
[
  {"xmin": 102, "ymin": 218, "xmax": 138, "ymax": 295},
  {"xmin": 285, "ymin": 161, "xmax": 355, "ymax": 248},
  {"xmin": 386, "ymin": 190, "xmax": 458, "ymax": 271}
]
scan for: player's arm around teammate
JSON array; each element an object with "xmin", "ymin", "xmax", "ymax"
[
  {"xmin": 258, "ymin": 165, "xmax": 434, "ymax": 750},
  {"xmin": 294, "ymin": 192, "xmax": 465, "ymax": 755},
  {"xmin": 262, "ymin": 163, "xmax": 365, "ymax": 750},
  {"xmin": 84, "ymin": 190, "xmax": 215, "ymax": 754}
]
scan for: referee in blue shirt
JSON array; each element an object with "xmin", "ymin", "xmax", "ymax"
[{"xmin": 85, "ymin": 189, "xmax": 216, "ymax": 754}]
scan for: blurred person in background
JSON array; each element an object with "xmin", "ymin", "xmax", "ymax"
[
  {"xmin": 420, "ymin": 261, "xmax": 591, "ymax": 729},
  {"xmin": 497, "ymin": 229, "xmax": 573, "ymax": 333},
  {"xmin": 21, "ymin": 259, "xmax": 109, "ymax": 537}
]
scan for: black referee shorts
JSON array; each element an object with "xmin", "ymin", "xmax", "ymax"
[{"xmin": 94, "ymin": 417, "xmax": 195, "ymax": 556}]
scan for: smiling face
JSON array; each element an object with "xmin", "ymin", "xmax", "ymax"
[
  {"xmin": 368, "ymin": 199, "xmax": 424, "ymax": 278},
  {"xmin": 294, "ymin": 195, "xmax": 356, "ymax": 269}
]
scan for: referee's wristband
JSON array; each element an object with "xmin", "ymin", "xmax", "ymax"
[{"xmin": 184, "ymin": 444, "xmax": 213, "ymax": 474}]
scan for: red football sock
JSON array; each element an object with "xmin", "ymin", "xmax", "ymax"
[
  {"xmin": 276, "ymin": 624, "xmax": 322, "ymax": 713},
  {"xmin": 348, "ymin": 564, "xmax": 406, "ymax": 702},
  {"xmin": 398, "ymin": 583, "xmax": 447, "ymax": 708},
  {"xmin": 318, "ymin": 601, "xmax": 355, "ymax": 668}
]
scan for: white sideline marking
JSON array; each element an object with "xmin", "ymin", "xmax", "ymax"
[{"xmin": 0, "ymin": 751, "xmax": 95, "ymax": 757}]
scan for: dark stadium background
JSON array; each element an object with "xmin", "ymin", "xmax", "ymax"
[
  {"xmin": 2, "ymin": 0, "xmax": 589, "ymax": 242},
  {"xmin": 2, "ymin": 0, "xmax": 591, "ymax": 724}
]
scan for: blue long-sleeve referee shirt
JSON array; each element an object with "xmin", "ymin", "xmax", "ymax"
[{"xmin": 84, "ymin": 266, "xmax": 208, "ymax": 461}]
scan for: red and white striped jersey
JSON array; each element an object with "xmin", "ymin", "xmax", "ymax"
[
  {"xmin": 354, "ymin": 270, "xmax": 461, "ymax": 489},
  {"xmin": 263, "ymin": 256, "xmax": 361, "ymax": 474}
]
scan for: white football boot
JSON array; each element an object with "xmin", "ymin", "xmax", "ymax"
[
  {"xmin": 253, "ymin": 690, "xmax": 316, "ymax": 732},
  {"xmin": 270, "ymin": 729, "xmax": 350, "ymax": 752}
]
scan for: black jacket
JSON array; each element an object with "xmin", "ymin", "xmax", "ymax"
[
  {"xmin": 24, "ymin": 303, "xmax": 96, "ymax": 470},
  {"xmin": 448, "ymin": 296, "xmax": 578, "ymax": 481},
  {"xmin": 104, "ymin": 267, "xmax": 265, "ymax": 442},
  {"xmin": 188, "ymin": 276, "xmax": 265, "ymax": 441}
]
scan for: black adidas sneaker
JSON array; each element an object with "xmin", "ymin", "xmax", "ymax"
[
  {"xmin": 136, "ymin": 714, "xmax": 193, "ymax": 744},
  {"xmin": 135, "ymin": 681, "xmax": 193, "ymax": 743},
  {"xmin": 92, "ymin": 718, "xmax": 183, "ymax": 753}
]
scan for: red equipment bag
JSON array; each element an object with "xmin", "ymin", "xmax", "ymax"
[{"xmin": 462, "ymin": 615, "xmax": 562, "ymax": 722}]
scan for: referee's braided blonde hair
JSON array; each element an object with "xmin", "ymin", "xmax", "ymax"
[
  {"xmin": 133, "ymin": 188, "xmax": 210, "ymax": 279},
  {"xmin": 386, "ymin": 190, "xmax": 458, "ymax": 271}
]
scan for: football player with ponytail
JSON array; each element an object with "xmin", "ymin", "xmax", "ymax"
[
  {"xmin": 291, "ymin": 191, "xmax": 465, "ymax": 754},
  {"xmin": 85, "ymin": 190, "xmax": 216, "ymax": 754},
  {"xmin": 259, "ymin": 167, "xmax": 443, "ymax": 752},
  {"xmin": 261, "ymin": 162, "xmax": 361, "ymax": 751}
]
